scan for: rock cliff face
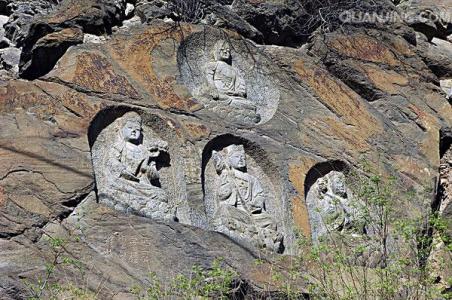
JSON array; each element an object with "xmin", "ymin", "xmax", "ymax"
[{"xmin": 0, "ymin": 0, "xmax": 451, "ymax": 299}]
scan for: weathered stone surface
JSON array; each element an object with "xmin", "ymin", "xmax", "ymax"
[
  {"xmin": 428, "ymin": 129, "xmax": 452, "ymax": 291},
  {"xmin": 0, "ymin": 46, "xmax": 20, "ymax": 72},
  {"xmin": 135, "ymin": 0, "xmax": 398, "ymax": 47},
  {"xmin": 309, "ymin": 26, "xmax": 451, "ymax": 165},
  {"xmin": 17, "ymin": 0, "xmax": 127, "ymax": 79},
  {"xmin": 441, "ymin": 79, "xmax": 452, "ymax": 99},
  {"xmin": 0, "ymin": 0, "xmax": 451, "ymax": 297},
  {"xmin": 0, "ymin": 193, "xmax": 289, "ymax": 299},
  {"xmin": 0, "ymin": 79, "xmax": 100, "ymax": 238},
  {"xmin": 229, "ymin": 0, "xmax": 343, "ymax": 46},
  {"xmin": 415, "ymin": 37, "xmax": 452, "ymax": 79},
  {"xmin": 439, "ymin": 144, "xmax": 452, "ymax": 243},
  {"xmin": 399, "ymin": 0, "xmax": 452, "ymax": 41},
  {"xmin": 20, "ymin": 27, "xmax": 84, "ymax": 79},
  {"xmin": 34, "ymin": 0, "xmax": 126, "ymax": 35},
  {"xmin": 203, "ymin": 3, "xmax": 263, "ymax": 43},
  {"xmin": 135, "ymin": 0, "xmax": 170, "ymax": 23},
  {"xmin": 2, "ymin": 0, "xmax": 57, "ymax": 45}
]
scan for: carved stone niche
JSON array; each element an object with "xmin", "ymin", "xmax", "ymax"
[
  {"xmin": 305, "ymin": 162, "xmax": 397, "ymax": 267},
  {"xmin": 202, "ymin": 137, "xmax": 284, "ymax": 253},
  {"xmin": 177, "ymin": 29, "xmax": 280, "ymax": 125},
  {"xmin": 90, "ymin": 109, "xmax": 187, "ymax": 222},
  {"xmin": 307, "ymin": 171, "xmax": 356, "ymax": 243},
  {"xmin": 304, "ymin": 161, "xmax": 366, "ymax": 243}
]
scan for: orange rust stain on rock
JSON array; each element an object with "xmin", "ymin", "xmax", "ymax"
[
  {"xmin": 389, "ymin": 36, "xmax": 415, "ymax": 57},
  {"xmin": 294, "ymin": 59, "xmax": 382, "ymax": 144},
  {"xmin": 393, "ymin": 155, "xmax": 435, "ymax": 190},
  {"xmin": 37, "ymin": 28, "xmax": 83, "ymax": 45},
  {"xmin": 181, "ymin": 121, "xmax": 211, "ymax": 141},
  {"xmin": 72, "ymin": 52, "xmax": 140, "ymax": 98},
  {"xmin": 294, "ymin": 59, "xmax": 374, "ymax": 127},
  {"xmin": 288, "ymin": 157, "xmax": 318, "ymax": 236},
  {"xmin": 33, "ymin": 80, "xmax": 105, "ymax": 134},
  {"xmin": 0, "ymin": 81, "xmax": 56, "ymax": 115},
  {"xmin": 359, "ymin": 63, "xmax": 409, "ymax": 95},
  {"xmin": 106, "ymin": 25, "xmax": 200, "ymax": 112},
  {"xmin": 45, "ymin": 0, "xmax": 99, "ymax": 24},
  {"xmin": 289, "ymin": 159, "xmax": 317, "ymax": 196},
  {"xmin": 0, "ymin": 186, "xmax": 5, "ymax": 207},
  {"xmin": 329, "ymin": 34, "xmax": 400, "ymax": 66},
  {"xmin": 292, "ymin": 196, "xmax": 311, "ymax": 238},
  {"xmin": 406, "ymin": 104, "xmax": 442, "ymax": 166},
  {"xmin": 0, "ymin": 80, "xmax": 104, "ymax": 138},
  {"xmin": 157, "ymin": 77, "xmax": 202, "ymax": 111},
  {"xmin": 407, "ymin": 104, "xmax": 429, "ymax": 123},
  {"xmin": 311, "ymin": 117, "xmax": 371, "ymax": 153}
]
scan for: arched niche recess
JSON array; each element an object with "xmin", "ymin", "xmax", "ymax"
[
  {"xmin": 304, "ymin": 160, "xmax": 349, "ymax": 199},
  {"xmin": 88, "ymin": 106, "xmax": 188, "ymax": 222},
  {"xmin": 177, "ymin": 28, "xmax": 281, "ymax": 126},
  {"xmin": 304, "ymin": 160, "xmax": 394, "ymax": 267},
  {"xmin": 201, "ymin": 134, "xmax": 286, "ymax": 253},
  {"xmin": 304, "ymin": 160, "xmax": 360, "ymax": 243}
]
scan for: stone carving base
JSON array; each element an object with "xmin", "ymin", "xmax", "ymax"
[
  {"xmin": 213, "ymin": 205, "xmax": 284, "ymax": 253},
  {"xmin": 207, "ymin": 100, "xmax": 261, "ymax": 124},
  {"xmin": 99, "ymin": 191, "xmax": 175, "ymax": 221}
]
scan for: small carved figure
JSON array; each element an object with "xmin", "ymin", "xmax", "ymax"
[
  {"xmin": 112, "ymin": 113, "xmax": 167, "ymax": 190},
  {"xmin": 308, "ymin": 171, "xmax": 363, "ymax": 243},
  {"xmin": 317, "ymin": 174, "xmax": 352, "ymax": 232},
  {"xmin": 205, "ymin": 40, "xmax": 260, "ymax": 123},
  {"xmin": 206, "ymin": 40, "xmax": 246, "ymax": 100},
  {"xmin": 102, "ymin": 112, "xmax": 175, "ymax": 220},
  {"xmin": 211, "ymin": 144, "xmax": 283, "ymax": 252}
]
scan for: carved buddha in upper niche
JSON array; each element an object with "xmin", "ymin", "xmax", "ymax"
[{"xmin": 205, "ymin": 40, "xmax": 261, "ymax": 123}]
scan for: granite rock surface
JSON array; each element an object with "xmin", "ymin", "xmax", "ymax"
[{"xmin": 0, "ymin": 0, "xmax": 451, "ymax": 298}]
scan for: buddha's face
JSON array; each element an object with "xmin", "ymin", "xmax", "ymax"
[
  {"xmin": 122, "ymin": 121, "xmax": 141, "ymax": 142},
  {"xmin": 331, "ymin": 174, "xmax": 347, "ymax": 197},
  {"xmin": 228, "ymin": 149, "xmax": 246, "ymax": 170},
  {"xmin": 218, "ymin": 43, "xmax": 231, "ymax": 61}
]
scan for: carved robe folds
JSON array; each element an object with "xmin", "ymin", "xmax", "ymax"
[
  {"xmin": 211, "ymin": 145, "xmax": 283, "ymax": 253},
  {"xmin": 95, "ymin": 112, "xmax": 175, "ymax": 221},
  {"xmin": 204, "ymin": 40, "xmax": 261, "ymax": 123}
]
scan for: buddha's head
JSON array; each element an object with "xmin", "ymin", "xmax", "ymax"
[
  {"xmin": 226, "ymin": 144, "xmax": 246, "ymax": 170},
  {"xmin": 214, "ymin": 40, "xmax": 231, "ymax": 62},
  {"xmin": 330, "ymin": 172, "xmax": 347, "ymax": 198},
  {"xmin": 121, "ymin": 112, "xmax": 142, "ymax": 143}
]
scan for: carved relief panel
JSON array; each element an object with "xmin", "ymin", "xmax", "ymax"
[
  {"xmin": 178, "ymin": 30, "xmax": 281, "ymax": 125},
  {"xmin": 203, "ymin": 142, "xmax": 284, "ymax": 253},
  {"xmin": 91, "ymin": 111, "xmax": 187, "ymax": 222},
  {"xmin": 306, "ymin": 171, "xmax": 362, "ymax": 243}
]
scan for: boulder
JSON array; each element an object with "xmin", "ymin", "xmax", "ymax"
[
  {"xmin": 19, "ymin": 28, "xmax": 84, "ymax": 79},
  {"xmin": 399, "ymin": 0, "xmax": 452, "ymax": 41},
  {"xmin": 18, "ymin": 0, "xmax": 127, "ymax": 79},
  {"xmin": 2, "ymin": 0, "xmax": 57, "ymax": 43},
  {"xmin": 0, "ymin": 46, "xmax": 20, "ymax": 72},
  {"xmin": 415, "ymin": 37, "xmax": 452, "ymax": 79}
]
